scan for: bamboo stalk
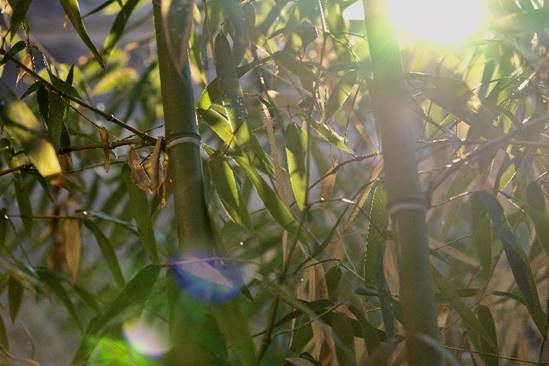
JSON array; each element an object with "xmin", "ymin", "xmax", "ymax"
[
  {"xmin": 152, "ymin": 1, "xmax": 213, "ymax": 251},
  {"xmin": 363, "ymin": 1, "xmax": 442, "ymax": 365},
  {"xmin": 152, "ymin": 3, "xmax": 256, "ymax": 365}
]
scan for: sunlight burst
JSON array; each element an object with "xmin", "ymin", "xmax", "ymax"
[
  {"xmin": 386, "ymin": 0, "xmax": 487, "ymax": 44},
  {"xmin": 343, "ymin": 0, "xmax": 488, "ymax": 44}
]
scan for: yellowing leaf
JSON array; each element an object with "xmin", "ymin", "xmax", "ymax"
[{"xmin": 0, "ymin": 82, "xmax": 61, "ymax": 177}]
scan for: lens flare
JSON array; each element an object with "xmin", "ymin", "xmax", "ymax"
[
  {"xmin": 171, "ymin": 253, "xmax": 245, "ymax": 302},
  {"xmin": 122, "ymin": 317, "xmax": 170, "ymax": 358}
]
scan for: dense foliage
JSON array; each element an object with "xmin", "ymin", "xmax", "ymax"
[{"xmin": 0, "ymin": 0, "xmax": 547, "ymax": 365}]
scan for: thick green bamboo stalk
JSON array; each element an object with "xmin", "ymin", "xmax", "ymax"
[
  {"xmin": 152, "ymin": 1, "xmax": 213, "ymax": 251},
  {"xmin": 363, "ymin": 1, "xmax": 442, "ymax": 365},
  {"xmin": 152, "ymin": 3, "xmax": 257, "ymax": 365}
]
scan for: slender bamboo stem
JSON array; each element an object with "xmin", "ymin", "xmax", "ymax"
[{"xmin": 363, "ymin": 1, "xmax": 441, "ymax": 365}]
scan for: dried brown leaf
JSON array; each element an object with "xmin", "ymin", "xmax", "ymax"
[
  {"xmin": 149, "ymin": 138, "xmax": 162, "ymax": 192},
  {"xmin": 128, "ymin": 147, "xmax": 150, "ymax": 192},
  {"xmin": 62, "ymin": 218, "xmax": 81, "ymax": 283},
  {"xmin": 320, "ymin": 160, "xmax": 337, "ymax": 207},
  {"xmin": 159, "ymin": 153, "xmax": 170, "ymax": 208}
]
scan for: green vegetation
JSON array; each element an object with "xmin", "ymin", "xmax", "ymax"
[{"xmin": 0, "ymin": 0, "xmax": 547, "ymax": 365}]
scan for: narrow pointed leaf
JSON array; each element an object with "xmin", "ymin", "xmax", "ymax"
[
  {"xmin": 476, "ymin": 305, "xmax": 498, "ymax": 366},
  {"xmin": 471, "ymin": 193, "xmax": 492, "ymax": 277},
  {"xmin": 72, "ymin": 265, "xmax": 161, "ymax": 365},
  {"xmin": 478, "ymin": 191, "xmax": 546, "ymax": 333},
  {"xmin": 8, "ymin": 276, "xmax": 23, "ymax": 322},
  {"xmin": 122, "ymin": 165, "xmax": 159, "ymax": 263},
  {"xmin": 0, "ymin": 313, "xmax": 8, "ymax": 351},
  {"xmin": 7, "ymin": 0, "xmax": 32, "ymax": 36},
  {"xmin": 103, "ymin": 0, "xmax": 140, "ymax": 59},
  {"xmin": 84, "ymin": 220, "xmax": 125, "ymax": 287},
  {"xmin": 36, "ymin": 268, "xmax": 82, "ymax": 329},
  {"xmin": 433, "ymin": 269, "xmax": 495, "ymax": 347},
  {"xmin": 58, "ymin": 0, "xmax": 104, "ymax": 67},
  {"xmin": 209, "ymin": 157, "xmax": 252, "ymax": 229},
  {"xmin": 285, "ymin": 123, "xmax": 308, "ymax": 210}
]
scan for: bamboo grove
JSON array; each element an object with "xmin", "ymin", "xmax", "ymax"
[{"xmin": 0, "ymin": 0, "xmax": 547, "ymax": 365}]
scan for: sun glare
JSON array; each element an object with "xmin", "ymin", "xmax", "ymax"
[{"xmin": 344, "ymin": 0, "xmax": 488, "ymax": 44}]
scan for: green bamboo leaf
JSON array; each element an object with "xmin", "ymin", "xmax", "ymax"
[
  {"xmin": 364, "ymin": 185, "xmax": 388, "ymax": 288},
  {"xmin": 78, "ymin": 209, "xmax": 138, "ymax": 234},
  {"xmin": 220, "ymin": 0, "xmax": 250, "ymax": 64},
  {"xmin": 234, "ymin": 155, "xmax": 299, "ymax": 235},
  {"xmin": 91, "ymin": 265, "xmax": 161, "ymax": 334},
  {"xmin": 323, "ymin": 71, "xmax": 357, "ymax": 123},
  {"xmin": 198, "ymin": 104, "xmax": 234, "ymax": 144},
  {"xmin": 7, "ymin": 0, "xmax": 32, "ymax": 37},
  {"xmin": 273, "ymin": 51, "xmax": 315, "ymax": 91},
  {"xmin": 213, "ymin": 33, "xmax": 250, "ymax": 146},
  {"xmin": 36, "ymin": 85, "xmax": 49, "ymax": 122},
  {"xmin": 208, "ymin": 157, "xmax": 252, "ymax": 230},
  {"xmin": 82, "ymin": 0, "xmax": 116, "ymax": 17},
  {"xmin": 124, "ymin": 61, "xmax": 157, "ymax": 120},
  {"xmin": 285, "ymin": 123, "xmax": 308, "ymax": 210},
  {"xmin": 211, "ymin": 300, "xmax": 258, "ymax": 365},
  {"xmin": 325, "ymin": 265, "xmax": 342, "ymax": 300},
  {"xmin": 478, "ymin": 191, "xmax": 546, "ymax": 333},
  {"xmin": 36, "ymin": 268, "xmax": 82, "ymax": 329},
  {"xmin": 433, "ymin": 269, "xmax": 495, "ymax": 346},
  {"xmin": 72, "ymin": 265, "xmax": 161, "ymax": 365},
  {"xmin": 72, "ymin": 284, "xmax": 101, "ymax": 314},
  {"xmin": 13, "ymin": 175, "xmax": 32, "ymax": 236},
  {"xmin": 347, "ymin": 305, "xmax": 381, "ymax": 352},
  {"xmin": 84, "ymin": 220, "xmax": 125, "ymax": 287},
  {"xmin": 47, "ymin": 69, "xmax": 80, "ymax": 98},
  {"xmin": 471, "ymin": 193, "xmax": 492, "ymax": 277},
  {"xmin": 0, "ymin": 83, "xmax": 61, "ymax": 177},
  {"xmin": 46, "ymin": 90, "xmax": 66, "ymax": 151},
  {"xmin": 0, "ymin": 209, "xmax": 7, "ymax": 247},
  {"xmin": 58, "ymin": 0, "xmax": 104, "ymax": 67},
  {"xmin": 7, "ymin": 276, "xmax": 23, "ymax": 322},
  {"xmin": 0, "ymin": 313, "xmax": 8, "ymax": 351},
  {"xmin": 93, "ymin": 67, "xmax": 138, "ymax": 95},
  {"xmin": 364, "ymin": 185, "xmax": 394, "ymax": 339},
  {"xmin": 492, "ymin": 8, "xmax": 549, "ymax": 33},
  {"xmin": 309, "ymin": 118, "xmax": 353, "ymax": 154},
  {"xmin": 122, "ymin": 165, "xmax": 159, "ymax": 263},
  {"xmin": 0, "ymin": 41, "xmax": 25, "ymax": 67},
  {"xmin": 409, "ymin": 73, "xmax": 500, "ymax": 139},
  {"xmin": 331, "ymin": 312, "xmax": 356, "ymax": 366},
  {"xmin": 102, "ymin": 0, "xmax": 140, "ymax": 59},
  {"xmin": 476, "ymin": 305, "xmax": 498, "ymax": 366},
  {"xmin": 524, "ymin": 181, "xmax": 549, "ymax": 254}
]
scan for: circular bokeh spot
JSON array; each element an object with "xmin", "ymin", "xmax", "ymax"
[{"xmin": 122, "ymin": 317, "xmax": 170, "ymax": 358}]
